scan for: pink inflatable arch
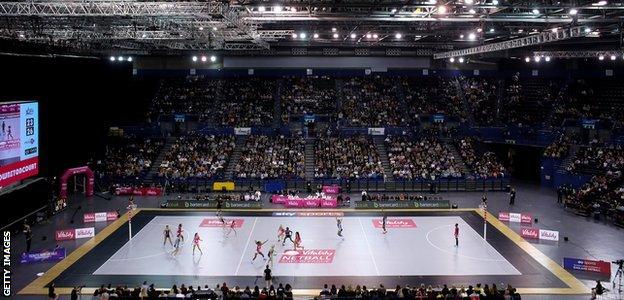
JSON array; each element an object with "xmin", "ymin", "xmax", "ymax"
[{"xmin": 59, "ymin": 166, "xmax": 94, "ymax": 198}]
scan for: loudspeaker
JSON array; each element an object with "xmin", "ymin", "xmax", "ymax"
[{"xmin": 564, "ymin": 237, "xmax": 569, "ymax": 242}]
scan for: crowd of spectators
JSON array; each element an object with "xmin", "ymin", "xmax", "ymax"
[
  {"xmin": 317, "ymin": 282, "xmax": 520, "ymax": 300},
  {"xmin": 315, "ymin": 136, "xmax": 384, "ymax": 179},
  {"xmin": 281, "ymin": 76, "xmax": 337, "ymax": 116},
  {"xmin": 543, "ymin": 132, "xmax": 578, "ymax": 159},
  {"xmin": 457, "ymin": 138, "xmax": 506, "ymax": 179},
  {"xmin": 192, "ymin": 191, "xmax": 262, "ymax": 201},
  {"xmin": 361, "ymin": 192, "xmax": 442, "ymax": 202},
  {"xmin": 158, "ymin": 135, "xmax": 235, "ymax": 179},
  {"xmin": 100, "ymin": 137, "xmax": 164, "ymax": 178},
  {"xmin": 403, "ymin": 76, "xmax": 465, "ymax": 121},
  {"xmin": 89, "ymin": 281, "xmax": 294, "ymax": 299},
  {"xmin": 149, "ymin": 76, "xmax": 222, "ymax": 122},
  {"xmin": 566, "ymin": 145, "xmax": 624, "ymax": 174},
  {"xmin": 460, "ymin": 77, "xmax": 499, "ymax": 125},
  {"xmin": 385, "ymin": 136, "xmax": 463, "ymax": 180},
  {"xmin": 235, "ymin": 135, "xmax": 305, "ymax": 179},
  {"xmin": 341, "ymin": 76, "xmax": 407, "ymax": 126}
]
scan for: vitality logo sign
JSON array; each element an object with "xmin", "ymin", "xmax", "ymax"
[
  {"xmin": 199, "ymin": 218, "xmax": 244, "ymax": 228},
  {"xmin": 279, "ymin": 249, "xmax": 335, "ymax": 264},
  {"xmin": 372, "ymin": 218, "xmax": 416, "ymax": 228}
]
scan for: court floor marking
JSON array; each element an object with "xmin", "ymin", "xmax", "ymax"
[
  {"xmin": 358, "ymin": 217, "xmax": 380, "ymax": 276},
  {"xmin": 235, "ymin": 217, "xmax": 258, "ymax": 276},
  {"xmin": 425, "ymin": 224, "xmax": 510, "ymax": 263}
]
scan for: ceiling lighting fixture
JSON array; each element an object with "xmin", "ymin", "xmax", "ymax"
[
  {"xmin": 292, "ymin": 33, "xmax": 298, "ymax": 38},
  {"xmin": 366, "ymin": 33, "xmax": 372, "ymax": 38},
  {"xmin": 551, "ymin": 28, "xmax": 558, "ymax": 33},
  {"xmin": 584, "ymin": 27, "xmax": 592, "ymax": 33},
  {"xmin": 592, "ymin": 1, "xmax": 607, "ymax": 6},
  {"xmin": 395, "ymin": 33, "xmax": 402, "ymax": 39},
  {"xmin": 545, "ymin": 56, "xmax": 551, "ymax": 62},
  {"xmin": 534, "ymin": 56, "xmax": 541, "ymax": 62},
  {"xmin": 437, "ymin": 5, "xmax": 447, "ymax": 14},
  {"xmin": 492, "ymin": 0, "xmax": 499, "ymax": 5},
  {"xmin": 391, "ymin": 8, "xmax": 397, "ymax": 13},
  {"xmin": 210, "ymin": 56, "xmax": 216, "ymax": 62},
  {"xmin": 110, "ymin": 56, "xmax": 116, "ymax": 61},
  {"xmin": 199, "ymin": 26, "xmax": 204, "ymax": 31},
  {"xmin": 201, "ymin": 56, "xmax": 207, "ymax": 62},
  {"xmin": 458, "ymin": 57, "xmax": 465, "ymax": 63},
  {"xmin": 532, "ymin": 9, "xmax": 540, "ymax": 15},
  {"xmin": 313, "ymin": 33, "xmax": 319, "ymax": 38},
  {"xmin": 192, "ymin": 56, "xmax": 198, "ymax": 62},
  {"xmin": 258, "ymin": 6, "xmax": 265, "ymax": 12},
  {"xmin": 524, "ymin": 57, "xmax": 530, "ymax": 62},
  {"xmin": 598, "ymin": 55, "xmax": 605, "ymax": 60},
  {"xmin": 569, "ymin": 8, "xmax": 578, "ymax": 15},
  {"xmin": 212, "ymin": 27, "xmax": 217, "ymax": 31},
  {"xmin": 610, "ymin": 55, "xmax": 617, "ymax": 60},
  {"xmin": 449, "ymin": 57, "xmax": 455, "ymax": 62},
  {"xmin": 459, "ymin": 34, "xmax": 464, "ymax": 38},
  {"xmin": 274, "ymin": 5, "xmax": 283, "ymax": 12},
  {"xmin": 468, "ymin": 33, "xmax": 476, "ymax": 40},
  {"xmin": 300, "ymin": 32, "xmax": 307, "ymax": 39},
  {"xmin": 465, "ymin": 0, "xmax": 474, "ymax": 4},
  {"xmin": 372, "ymin": 33, "xmax": 378, "ymax": 39},
  {"xmin": 331, "ymin": 27, "xmax": 337, "ymax": 32},
  {"xmin": 489, "ymin": 28, "xmax": 495, "ymax": 33},
  {"xmin": 333, "ymin": 33, "xmax": 339, "ymax": 38},
  {"xmin": 291, "ymin": 7, "xmax": 297, "ymax": 12},
  {"xmin": 477, "ymin": 28, "xmax": 482, "ymax": 33},
  {"xmin": 350, "ymin": 33, "xmax": 357, "ymax": 39},
  {"xmin": 518, "ymin": 29, "xmax": 524, "ymax": 33}
]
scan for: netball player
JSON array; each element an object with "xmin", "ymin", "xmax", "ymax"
[
  {"xmin": 336, "ymin": 217, "xmax": 343, "ymax": 237},
  {"xmin": 227, "ymin": 220, "xmax": 237, "ymax": 236},
  {"xmin": 294, "ymin": 232, "xmax": 303, "ymax": 250},
  {"xmin": 277, "ymin": 225, "xmax": 285, "ymax": 242},
  {"xmin": 192, "ymin": 233, "xmax": 203, "ymax": 255},
  {"xmin": 282, "ymin": 227, "xmax": 294, "ymax": 246},
  {"xmin": 382, "ymin": 214, "xmax": 388, "ymax": 234},
  {"xmin": 252, "ymin": 240, "xmax": 269, "ymax": 261},
  {"xmin": 163, "ymin": 225, "xmax": 173, "ymax": 246},
  {"xmin": 177, "ymin": 224, "xmax": 185, "ymax": 242},
  {"xmin": 267, "ymin": 245, "xmax": 276, "ymax": 268},
  {"xmin": 454, "ymin": 223, "xmax": 459, "ymax": 247}
]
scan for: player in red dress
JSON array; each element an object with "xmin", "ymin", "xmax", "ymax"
[
  {"xmin": 192, "ymin": 232, "xmax": 203, "ymax": 255},
  {"xmin": 227, "ymin": 220, "xmax": 237, "ymax": 236},
  {"xmin": 454, "ymin": 223, "xmax": 459, "ymax": 247},
  {"xmin": 252, "ymin": 240, "xmax": 269, "ymax": 261},
  {"xmin": 294, "ymin": 232, "xmax": 304, "ymax": 250},
  {"xmin": 177, "ymin": 224, "xmax": 185, "ymax": 242}
]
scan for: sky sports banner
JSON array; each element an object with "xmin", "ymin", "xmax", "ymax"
[
  {"xmin": 498, "ymin": 212, "xmax": 533, "ymax": 224},
  {"xmin": 83, "ymin": 212, "xmax": 118, "ymax": 223},
  {"xmin": 520, "ymin": 227, "xmax": 559, "ymax": 241},
  {"xmin": 55, "ymin": 227, "xmax": 95, "ymax": 241},
  {"xmin": 0, "ymin": 101, "xmax": 39, "ymax": 188},
  {"xmin": 563, "ymin": 258, "xmax": 611, "ymax": 276},
  {"xmin": 20, "ymin": 247, "xmax": 66, "ymax": 264}
]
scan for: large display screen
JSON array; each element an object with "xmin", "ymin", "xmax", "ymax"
[{"xmin": 0, "ymin": 101, "xmax": 39, "ymax": 188}]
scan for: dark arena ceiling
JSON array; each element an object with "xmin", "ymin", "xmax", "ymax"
[{"xmin": 0, "ymin": 0, "xmax": 623, "ymax": 59}]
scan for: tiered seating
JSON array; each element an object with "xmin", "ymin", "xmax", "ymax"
[
  {"xmin": 100, "ymin": 137, "xmax": 164, "ymax": 178},
  {"xmin": 502, "ymin": 75, "xmax": 563, "ymax": 125},
  {"xmin": 543, "ymin": 132, "xmax": 578, "ymax": 159},
  {"xmin": 314, "ymin": 136, "xmax": 384, "ymax": 179},
  {"xmin": 281, "ymin": 76, "xmax": 337, "ymax": 115},
  {"xmin": 341, "ymin": 76, "xmax": 407, "ymax": 126},
  {"xmin": 235, "ymin": 136, "xmax": 305, "ymax": 179},
  {"xmin": 457, "ymin": 137, "xmax": 506, "ymax": 179},
  {"xmin": 158, "ymin": 135, "xmax": 235, "ymax": 179},
  {"xmin": 385, "ymin": 136, "xmax": 463, "ymax": 180},
  {"xmin": 566, "ymin": 145, "xmax": 624, "ymax": 174},
  {"xmin": 149, "ymin": 76, "xmax": 275, "ymax": 126},
  {"xmin": 402, "ymin": 76, "xmax": 465, "ymax": 120},
  {"xmin": 460, "ymin": 77, "xmax": 499, "ymax": 125}
]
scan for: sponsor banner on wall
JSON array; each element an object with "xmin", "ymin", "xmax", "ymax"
[
  {"xmin": 55, "ymin": 227, "xmax": 95, "ymax": 241},
  {"xmin": 20, "ymin": 247, "xmax": 66, "ymax": 264},
  {"xmin": 84, "ymin": 211, "xmax": 118, "ymax": 223},
  {"xmin": 498, "ymin": 211, "xmax": 532, "ymax": 224},
  {"xmin": 166, "ymin": 200, "xmax": 262, "ymax": 209},
  {"xmin": 199, "ymin": 218, "xmax": 245, "ymax": 228},
  {"xmin": 355, "ymin": 200, "xmax": 450, "ymax": 209},
  {"xmin": 367, "ymin": 127, "xmax": 385, "ymax": 135},
  {"xmin": 279, "ymin": 249, "xmax": 335, "ymax": 264},
  {"xmin": 519, "ymin": 227, "xmax": 559, "ymax": 241},
  {"xmin": 563, "ymin": 258, "xmax": 611, "ymax": 276},
  {"xmin": 115, "ymin": 187, "xmax": 162, "ymax": 196},
  {"xmin": 234, "ymin": 127, "xmax": 252, "ymax": 135},
  {"xmin": 372, "ymin": 219, "xmax": 416, "ymax": 228},
  {"xmin": 272, "ymin": 211, "xmax": 344, "ymax": 217}
]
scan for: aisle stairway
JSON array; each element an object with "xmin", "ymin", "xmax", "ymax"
[
  {"xmin": 304, "ymin": 138, "xmax": 316, "ymax": 181},
  {"xmin": 145, "ymin": 136, "xmax": 175, "ymax": 180},
  {"xmin": 224, "ymin": 136, "xmax": 247, "ymax": 180},
  {"xmin": 373, "ymin": 136, "xmax": 393, "ymax": 182}
]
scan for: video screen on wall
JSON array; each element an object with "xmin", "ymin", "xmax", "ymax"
[{"xmin": 0, "ymin": 101, "xmax": 39, "ymax": 188}]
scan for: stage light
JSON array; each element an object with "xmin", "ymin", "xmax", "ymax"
[
  {"xmin": 427, "ymin": 0, "xmax": 436, "ymax": 4},
  {"xmin": 395, "ymin": 33, "xmax": 402, "ymax": 39},
  {"xmin": 518, "ymin": 29, "xmax": 524, "ymax": 33},
  {"xmin": 584, "ymin": 27, "xmax": 592, "ymax": 33},
  {"xmin": 534, "ymin": 56, "xmax": 541, "ymax": 62},
  {"xmin": 449, "ymin": 57, "xmax": 455, "ymax": 62},
  {"xmin": 465, "ymin": 0, "xmax": 474, "ymax": 4},
  {"xmin": 313, "ymin": 33, "xmax": 319, "ymax": 38},
  {"xmin": 199, "ymin": 26, "xmax": 204, "ymax": 31},
  {"xmin": 593, "ymin": 0, "xmax": 607, "ymax": 6},
  {"xmin": 468, "ymin": 32, "xmax": 476, "ymax": 40},
  {"xmin": 110, "ymin": 56, "xmax": 116, "ymax": 61},
  {"xmin": 300, "ymin": 32, "xmax": 307, "ymax": 39},
  {"xmin": 333, "ymin": 33, "xmax": 339, "ymax": 38},
  {"xmin": 258, "ymin": 6, "xmax": 265, "ymax": 12},
  {"xmin": 545, "ymin": 56, "xmax": 551, "ymax": 62},
  {"xmin": 551, "ymin": 28, "xmax": 558, "ymax": 33},
  {"xmin": 127, "ymin": 57, "xmax": 133, "ymax": 62},
  {"xmin": 391, "ymin": 8, "xmax": 397, "ymax": 13},
  {"xmin": 366, "ymin": 33, "xmax": 372, "ymax": 39},
  {"xmin": 477, "ymin": 28, "xmax": 482, "ymax": 33},
  {"xmin": 569, "ymin": 8, "xmax": 578, "ymax": 15},
  {"xmin": 598, "ymin": 55, "xmax": 604, "ymax": 60},
  {"xmin": 458, "ymin": 57, "xmax": 465, "ymax": 63},
  {"xmin": 210, "ymin": 55, "xmax": 217, "ymax": 62},
  {"xmin": 274, "ymin": 5, "xmax": 283, "ymax": 12},
  {"xmin": 532, "ymin": 9, "xmax": 539, "ymax": 15},
  {"xmin": 292, "ymin": 33, "xmax": 298, "ymax": 38},
  {"xmin": 610, "ymin": 55, "xmax": 616, "ymax": 60},
  {"xmin": 489, "ymin": 28, "xmax": 495, "ymax": 33},
  {"xmin": 437, "ymin": 5, "xmax": 447, "ymax": 14},
  {"xmin": 290, "ymin": 7, "xmax": 297, "ymax": 12},
  {"xmin": 192, "ymin": 56, "xmax": 198, "ymax": 62},
  {"xmin": 372, "ymin": 33, "xmax": 378, "ymax": 39},
  {"xmin": 118, "ymin": 56, "xmax": 124, "ymax": 61},
  {"xmin": 331, "ymin": 27, "xmax": 337, "ymax": 32},
  {"xmin": 459, "ymin": 34, "xmax": 464, "ymax": 38},
  {"xmin": 524, "ymin": 57, "xmax": 530, "ymax": 62},
  {"xmin": 201, "ymin": 56, "xmax": 207, "ymax": 62},
  {"xmin": 350, "ymin": 33, "xmax": 357, "ymax": 39},
  {"xmin": 492, "ymin": 0, "xmax": 499, "ymax": 5},
  {"xmin": 468, "ymin": 9, "xmax": 476, "ymax": 14},
  {"xmin": 212, "ymin": 27, "xmax": 218, "ymax": 31}
]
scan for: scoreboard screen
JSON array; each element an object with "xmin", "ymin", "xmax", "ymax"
[{"xmin": 0, "ymin": 101, "xmax": 39, "ymax": 188}]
